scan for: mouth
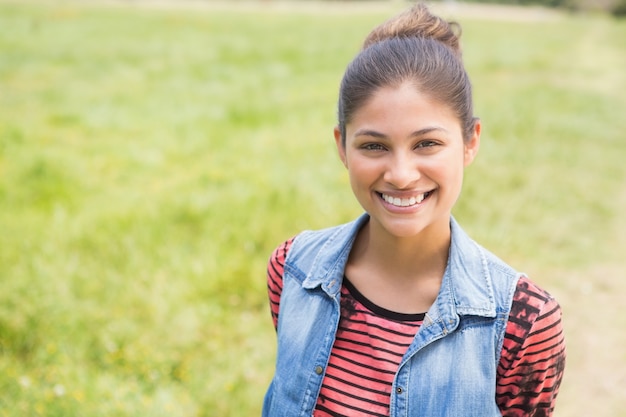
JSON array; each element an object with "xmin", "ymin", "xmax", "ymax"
[{"xmin": 379, "ymin": 191, "xmax": 433, "ymax": 208}]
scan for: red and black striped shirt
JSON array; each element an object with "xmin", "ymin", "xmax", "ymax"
[{"xmin": 267, "ymin": 238, "xmax": 566, "ymax": 416}]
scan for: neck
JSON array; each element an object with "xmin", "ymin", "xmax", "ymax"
[{"xmin": 352, "ymin": 217, "xmax": 451, "ymax": 283}]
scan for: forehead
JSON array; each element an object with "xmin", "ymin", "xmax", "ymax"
[{"xmin": 347, "ymin": 83, "xmax": 462, "ymax": 135}]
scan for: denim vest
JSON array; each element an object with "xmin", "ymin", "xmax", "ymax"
[{"xmin": 263, "ymin": 214, "xmax": 521, "ymax": 417}]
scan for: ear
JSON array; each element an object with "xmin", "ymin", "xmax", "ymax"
[
  {"xmin": 334, "ymin": 126, "xmax": 348, "ymax": 168},
  {"xmin": 463, "ymin": 119, "xmax": 481, "ymax": 167}
]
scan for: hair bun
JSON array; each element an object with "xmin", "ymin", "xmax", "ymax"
[{"xmin": 363, "ymin": 3, "xmax": 462, "ymax": 58}]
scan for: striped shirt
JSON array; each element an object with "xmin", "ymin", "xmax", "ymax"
[{"xmin": 267, "ymin": 238, "xmax": 566, "ymax": 416}]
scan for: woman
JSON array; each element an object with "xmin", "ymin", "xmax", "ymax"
[{"xmin": 264, "ymin": 3, "xmax": 566, "ymax": 416}]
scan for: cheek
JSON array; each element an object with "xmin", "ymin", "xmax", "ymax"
[
  {"xmin": 346, "ymin": 158, "xmax": 380, "ymax": 189},
  {"xmin": 348, "ymin": 165, "xmax": 371, "ymax": 186},
  {"xmin": 351, "ymin": 155, "xmax": 383, "ymax": 173},
  {"xmin": 426, "ymin": 154, "xmax": 466, "ymax": 184}
]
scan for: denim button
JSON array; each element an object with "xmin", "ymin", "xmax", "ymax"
[
  {"xmin": 396, "ymin": 387, "xmax": 403, "ymax": 394},
  {"xmin": 315, "ymin": 366, "xmax": 323, "ymax": 375}
]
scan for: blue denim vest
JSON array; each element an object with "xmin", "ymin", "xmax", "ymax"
[{"xmin": 263, "ymin": 214, "xmax": 521, "ymax": 417}]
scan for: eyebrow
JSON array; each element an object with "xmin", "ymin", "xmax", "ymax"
[{"xmin": 353, "ymin": 126, "xmax": 448, "ymax": 139}]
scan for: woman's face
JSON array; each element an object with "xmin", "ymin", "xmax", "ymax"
[{"xmin": 335, "ymin": 82, "xmax": 480, "ymax": 240}]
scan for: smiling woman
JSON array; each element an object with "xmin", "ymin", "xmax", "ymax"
[
  {"xmin": 263, "ymin": 3, "xmax": 565, "ymax": 417},
  {"xmin": 4, "ymin": 0, "xmax": 626, "ymax": 414}
]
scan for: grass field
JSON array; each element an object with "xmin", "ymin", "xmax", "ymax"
[{"xmin": 1, "ymin": 0, "xmax": 625, "ymax": 415}]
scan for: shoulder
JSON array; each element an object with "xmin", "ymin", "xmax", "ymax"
[
  {"xmin": 265, "ymin": 218, "xmax": 355, "ymax": 284},
  {"xmin": 449, "ymin": 218, "xmax": 521, "ymax": 310},
  {"xmin": 283, "ymin": 215, "xmax": 369, "ymax": 276},
  {"xmin": 513, "ymin": 276, "xmax": 562, "ymax": 322},
  {"xmin": 501, "ymin": 275, "xmax": 565, "ymax": 371},
  {"xmin": 268, "ymin": 238, "xmax": 294, "ymax": 270},
  {"xmin": 449, "ymin": 217, "xmax": 519, "ymax": 281},
  {"xmin": 267, "ymin": 223, "xmax": 344, "ymax": 273},
  {"xmin": 508, "ymin": 275, "xmax": 563, "ymax": 342},
  {"xmin": 288, "ymin": 216, "xmax": 364, "ymax": 254}
]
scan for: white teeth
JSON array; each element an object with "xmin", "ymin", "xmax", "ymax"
[{"xmin": 382, "ymin": 193, "xmax": 427, "ymax": 207}]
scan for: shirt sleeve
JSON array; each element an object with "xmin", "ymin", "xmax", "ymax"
[
  {"xmin": 266, "ymin": 238, "xmax": 294, "ymax": 330},
  {"xmin": 496, "ymin": 276, "xmax": 567, "ymax": 416}
]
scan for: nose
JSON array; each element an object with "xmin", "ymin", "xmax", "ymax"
[{"xmin": 383, "ymin": 152, "xmax": 420, "ymax": 189}]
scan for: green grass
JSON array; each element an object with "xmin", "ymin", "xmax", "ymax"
[{"xmin": 0, "ymin": 1, "xmax": 625, "ymax": 415}]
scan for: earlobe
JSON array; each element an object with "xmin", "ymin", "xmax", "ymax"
[
  {"xmin": 334, "ymin": 126, "xmax": 348, "ymax": 168},
  {"xmin": 464, "ymin": 119, "xmax": 481, "ymax": 167}
]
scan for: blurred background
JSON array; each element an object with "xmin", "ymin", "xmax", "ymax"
[{"xmin": 1, "ymin": 0, "xmax": 625, "ymax": 415}]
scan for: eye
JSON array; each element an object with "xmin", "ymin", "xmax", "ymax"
[
  {"xmin": 416, "ymin": 140, "xmax": 438, "ymax": 149},
  {"xmin": 361, "ymin": 143, "xmax": 386, "ymax": 151}
]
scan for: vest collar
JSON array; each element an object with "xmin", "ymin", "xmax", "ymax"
[
  {"xmin": 302, "ymin": 213, "xmax": 496, "ymax": 318},
  {"xmin": 301, "ymin": 213, "xmax": 369, "ymax": 296},
  {"xmin": 437, "ymin": 216, "xmax": 496, "ymax": 318}
]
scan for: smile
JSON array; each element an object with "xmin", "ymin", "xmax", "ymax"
[{"xmin": 380, "ymin": 192, "xmax": 431, "ymax": 207}]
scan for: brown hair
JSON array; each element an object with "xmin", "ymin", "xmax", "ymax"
[{"xmin": 337, "ymin": 3, "xmax": 476, "ymax": 144}]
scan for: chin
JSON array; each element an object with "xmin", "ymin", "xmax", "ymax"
[{"xmin": 378, "ymin": 218, "xmax": 431, "ymax": 239}]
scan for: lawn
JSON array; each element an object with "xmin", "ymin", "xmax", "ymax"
[{"xmin": 0, "ymin": 1, "xmax": 625, "ymax": 415}]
